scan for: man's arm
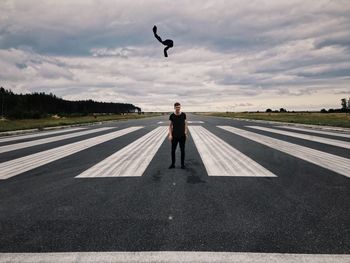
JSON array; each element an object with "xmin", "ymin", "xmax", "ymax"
[
  {"xmin": 168, "ymin": 120, "xmax": 173, "ymax": 141},
  {"xmin": 185, "ymin": 119, "xmax": 188, "ymax": 137}
]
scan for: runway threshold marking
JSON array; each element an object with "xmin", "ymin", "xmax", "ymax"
[
  {"xmin": 0, "ymin": 127, "xmax": 85, "ymax": 143},
  {"xmin": 0, "ymin": 251, "xmax": 348, "ymax": 263},
  {"xmin": 0, "ymin": 127, "xmax": 113, "ymax": 154},
  {"xmin": 0, "ymin": 127, "xmax": 143, "ymax": 180},
  {"xmin": 76, "ymin": 126, "xmax": 168, "ymax": 177},
  {"xmin": 189, "ymin": 126, "xmax": 276, "ymax": 177},
  {"xmin": 218, "ymin": 126, "xmax": 350, "ymax": 178},
  {"xmin": 276, "ymin": 125, "xmax": 350, "ymax": 139},
  {"xmin": 247, "ymin": 126, "xmax": 350, "ymax": 149}
]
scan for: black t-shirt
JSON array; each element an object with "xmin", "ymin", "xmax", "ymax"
[{"xmin": 169, "ymin": 112, "xmax": 186, "ymax": 138}]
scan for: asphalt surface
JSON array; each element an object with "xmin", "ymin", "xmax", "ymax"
[{"xmin": 0, "ymin": 113, "xmax": 349, "ymax": 254}]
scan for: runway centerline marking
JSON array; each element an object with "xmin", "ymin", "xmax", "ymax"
[{"xmin": 188, "ymin": 121, "xmax": 204, "ymax": 123}]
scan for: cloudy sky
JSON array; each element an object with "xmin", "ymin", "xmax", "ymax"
[{"xmin": 0, "ymin": 0, "xmax": 349, "ymax": 112}]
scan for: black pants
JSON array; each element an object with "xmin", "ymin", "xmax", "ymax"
[{"xmin": 171, "ymin": 135, "xmax": 186, "ymax": 166}]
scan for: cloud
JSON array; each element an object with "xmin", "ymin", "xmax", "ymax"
[
  {"xmin": 0, "ymin": 0, "xmax": 350, "ymax": 111},
  {"xmin": 334, "ymin": 90, "xmax": 350, "ymax": 95}
]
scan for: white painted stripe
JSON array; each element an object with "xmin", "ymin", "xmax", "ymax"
[
  {"xmin": 247, "ymin": 126, "xmax": 350, "ymax": 149},
  {"xmin": 159, "ymin": 121, "xmax": 204, "ymax": 124},
  {"xmin": 0, "ymin": 251, "xmax": 348, "ymax": 263},
  {"xmin": 0, "ymin": 127, "xmax": 113, "ymax": 154},
  {"xmin": 188, "ymin": 121, "xmax": 204, "ymax": 123},
  {"xmin": 277, "ymin": 125, "xmax": 350, "ymax": 139},
  {"xmin": 77, "ymin": 127, "xmax": 168, "ymax": 177},
  {"xmin": 0, "ymin": 127, "xmax": 85, "ymax": 143},
  {"xmin": 0, "ymin": 127, "xmax": 143, "ymax": 180},
  {"xmin": 189, "ymin": 126, "xmax": 276, "ymax": 177},
  {"xmin": 219, "ymin": 126, "xmax": 350, "ymax": 178}
]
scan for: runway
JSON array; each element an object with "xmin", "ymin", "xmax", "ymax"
[{"xmin": 0, "ymin": 113, "xmax": 349, "ymax": 261}]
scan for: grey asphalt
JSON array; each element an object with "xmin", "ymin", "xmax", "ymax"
[{"xmin": 0, "ymin": 113, "xmax": 349, "ymax": 253}]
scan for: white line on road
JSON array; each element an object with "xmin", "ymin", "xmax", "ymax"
[
  {"xmin": 277, "ymin": 125, "xmax": 350, "ymax": 139},
  {"xmin": 218, "ymin": 126, "xmax": 350, "ymax": 178},
  {"xmin": 188, "ymin": 121, "xmax": 204, "ymax": 123},
  {"xmin": 76, "ymin": 127, "xmax": 168, "ymax": 177},
  {"xmin": 247, "ymin": 126, "xmax": 350, "ymax": 149},
  {"xmin": 0, "ymin": 127, "xmax": 113, "ymax": 154},
  {"xmin": 0, "ymin": 251, "xmax": 348, "ymax": 263},
  {"xmin": 0, "ymin": 127, "xmax": 85, "ymax": 143},
  {"xmin": 0, "ymin": 127, "xmax": 143, "ymax": 180},
  {"xmin": 189, "ymin": 126, "xmax": 276, "ymax": 177}
]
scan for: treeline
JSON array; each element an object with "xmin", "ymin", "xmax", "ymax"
[
  {"xmin": 265, "ymin": 108, "xmax": 288, "ymax": 113},
  {"xmin": 0, "ymin": 87, "xmax": 141, "ymax": 119},
  {"xmin": 264, "ymin": 98, "xmax": 350, "ymax": 113},
  {"xmin": 264, "ymin": 108, "xmax": 346, "ymax": 113},
  {"xmin": 320, "ymin": 97, "xmax": 349, "ymax": 113}
]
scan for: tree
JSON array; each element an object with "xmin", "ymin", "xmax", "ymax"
[
  {"xmin": 279, "ymin": 108, "xmax": 287, "ymax": 112},
  {"xmin": 341, "ymin": 98, "xmax": 347, "ymax": 112},
  {"xmin": 0, "ymin": 86, "xmax": 4, "ymax": 118},
  {"xmin": 0, "ymin": 87, "xmax": 142, "ymax": 119},
  {"xmin": 265, "ymin": 108, "xmax": 272, "ymax": 113},
  {"xmin": 320, "ymin": 108, "xmax": 327, "ymax": 113}
]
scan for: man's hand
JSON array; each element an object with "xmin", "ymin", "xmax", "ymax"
[
  {"xmin": 153, "ymin": 25, "xmax": 157, "ymax": 34},
  {"xmin": 168, "ymin": 134, "xmax": 173, "ymax": 142}
]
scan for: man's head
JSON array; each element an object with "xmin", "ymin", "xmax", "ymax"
[{"xmin": 174, "ymin": 102, "xmax": 181, "ymax": 113}]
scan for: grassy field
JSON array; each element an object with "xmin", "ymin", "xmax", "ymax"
[
  {"xmin": 0, "ymin": 113, "xmax": 163, "ymax": 132},
  {"xmin": 197, "ymin": 112, "xmax": 350, "ymax": 128}
]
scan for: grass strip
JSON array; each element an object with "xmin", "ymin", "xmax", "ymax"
[
  {"xmin": 0, "ymin": 113, "xmax": 162, "ymax": 132},
  {"xmin": 197, "ymin": 112, "xmax": 350, "ymax": 128}
]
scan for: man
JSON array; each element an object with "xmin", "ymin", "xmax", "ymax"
[{"xmin": 168, "ymin": 102, "xmax": 188, "ymax": 169}]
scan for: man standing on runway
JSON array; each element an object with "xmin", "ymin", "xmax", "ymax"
[{"xmin": 168, "ymin": 102, "xmax": 188, "ymax": 169}]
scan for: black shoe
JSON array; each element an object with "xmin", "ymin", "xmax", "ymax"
[
  {"xmin": 181, "ymin": 165, "xmax": 186, "ymax": 169},
  {"xmin": 168, "ymin": 164, "xmax": 175, "ymax": 169}
]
